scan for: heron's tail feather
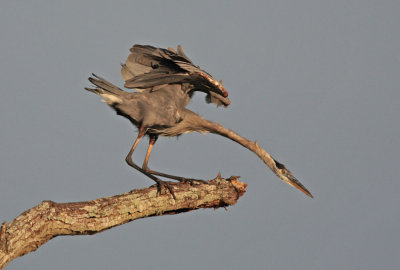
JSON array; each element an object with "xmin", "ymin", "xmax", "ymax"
[{"xmin": 85, "ymin": 74, "xmax": 126, "ymax": 105}]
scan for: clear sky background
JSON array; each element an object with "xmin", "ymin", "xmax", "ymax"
[{"xmin": 1, "ymin": 1, "xmax": 399, "ymax": 269}]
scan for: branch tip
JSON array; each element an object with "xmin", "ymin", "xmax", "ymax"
[{"xmin": 229, "ymin": 178, "xmax": 247, "ymax": 197}]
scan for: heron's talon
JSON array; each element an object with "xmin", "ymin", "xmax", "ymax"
[
  {"xmin": 156, "ymin": 181, "xmax": 176, "ymax": 200},
  {"xmin": 192, "ymin": 179, "xmax": 208, "ymax": 185},
  {"xmin": 182, "ymin": 178, "xmax": 207, "ymax": 186},
  {"xmin": 176, "ymin": 177, "xmax": 207, "ymax": 185}
]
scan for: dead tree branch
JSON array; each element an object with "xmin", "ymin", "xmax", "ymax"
[{"xmin": 0, "ymin": 177, "xmax": 246, "ymax": 269}]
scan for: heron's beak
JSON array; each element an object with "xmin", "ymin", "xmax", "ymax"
[
  {"xmin": 273, "ymin": 159, "xmax": 314, "ymax": 198},
  {"xmin": 277, "ymin": 168, "xmax": 314, "ymax": 198},
  {"xmin": 280, "ymin": 172, "xmax": 313, "ymax": 198},
  {"xmin": 274, "ymin": 160, "xmax": 313, "ymax": 198}
]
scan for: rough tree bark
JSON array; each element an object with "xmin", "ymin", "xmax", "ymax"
[{"xmin": 0, "ymin": 177, "xmax": 246, "ymax": 269}]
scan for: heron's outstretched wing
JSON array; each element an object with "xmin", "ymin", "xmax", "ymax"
[{"xmin": 121, "ymin": 45, "xmax": 230, "ymax": 107}]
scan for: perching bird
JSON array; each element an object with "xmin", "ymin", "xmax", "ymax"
[{"xmin": 86, "ymin": 44, "xmax": 313, "ymax": 198}]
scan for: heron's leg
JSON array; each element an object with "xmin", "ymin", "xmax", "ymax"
[
  {"xmin": 125, "ymin": 127, "xmax": 176, "ymax": 199},
  {"xmin": 142, "ymin": 135, "xmax": 207, "ymax": 184},
  {"xmin": 141, "ymin": 135, "xmax": 158, "ymax": 172}
]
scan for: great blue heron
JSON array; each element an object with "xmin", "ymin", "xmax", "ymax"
[{"xmin": 86, "ymin": 44, "xmax": 313, "ymax": 198}]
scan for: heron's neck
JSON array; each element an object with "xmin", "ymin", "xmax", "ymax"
[
  {"xmin": 189, "ymin": 111, "xmax": 277, "ymax": 170},
  {"xmin": 183, "ymin": 110, "xmax": 314, "ymax": 198},
  {"xmin": 186, "ymin": 111, "xmax": 254, "ymax": 151}
]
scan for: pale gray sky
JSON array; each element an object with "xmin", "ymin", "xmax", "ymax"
[{"xmin": 1, "ymin": 1, "xmax": 399, "ymax": 269}]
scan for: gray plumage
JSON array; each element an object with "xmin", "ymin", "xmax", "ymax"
[{"xmin": 86, "ymin": 44, "xmax": 312, "ymax": 198}]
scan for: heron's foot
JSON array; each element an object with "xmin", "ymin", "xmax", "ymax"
[
  {"xmin": 143, "ymin": 168, "xmax": 207, "ymax": 185},
  {"xmin": 177, "ymin": 178, "xmax": 208, "ymax": 186},
  {"xmin": 154, "ymin": 179, "xmax": 176, "ymax": 200},
  {"xmin": 159, "ymin": 174, "xmax": 207, "ymax": 186}
]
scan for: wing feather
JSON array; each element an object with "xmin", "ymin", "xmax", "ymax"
[{"xmin": 120, "ymin": 44, "xmax": 230, "ymax": 106}]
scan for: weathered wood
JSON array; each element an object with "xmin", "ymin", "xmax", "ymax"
[{"xmin": 0, "ymin": 177, "xmax": 246, "ymax": 269}]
